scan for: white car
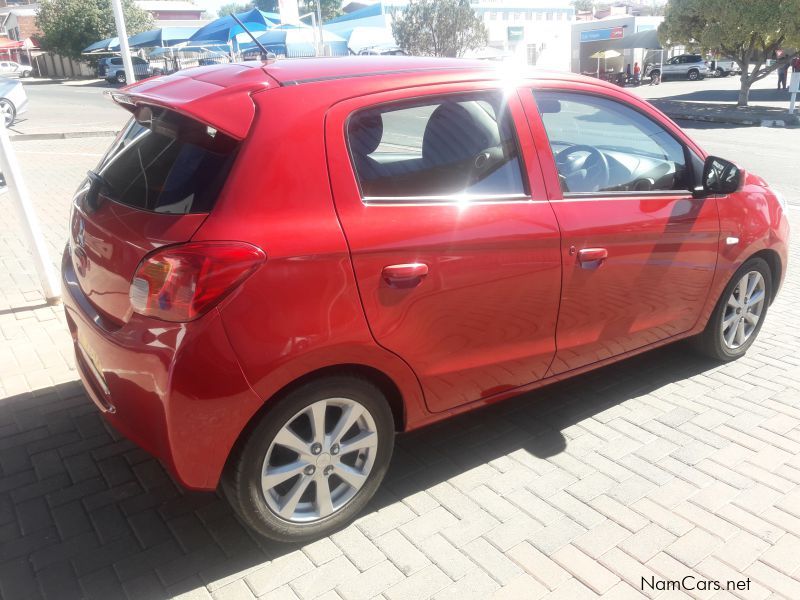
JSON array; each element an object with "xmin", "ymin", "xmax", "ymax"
[
  {"xmin": 0, "ymin": 78, "xmax": 28, "ymax": 127},
  {"xmin": 0, "ymin": 60, "xmax": 33, "ymax": 78}
]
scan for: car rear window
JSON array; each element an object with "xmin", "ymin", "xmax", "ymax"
[{"xmin": 94, "ymin": 105, "xmax": 238, "ymax": 214}]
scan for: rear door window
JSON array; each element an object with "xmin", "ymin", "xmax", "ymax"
[
  {"xmin": 94, "ymin": 105, "xmax": 238, "ymax": 214},
  {"xmin": 346, "ymin": 91, "xmax": 527, "ymax": 199}
]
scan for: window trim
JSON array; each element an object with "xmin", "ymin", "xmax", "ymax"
[
  {"xmin": 344, "ymin": 90, "xmax": 532, "ymax": 205},
  {"xmin": 533, "ymin": 89, "xmax": 699, "ymax": 200}
]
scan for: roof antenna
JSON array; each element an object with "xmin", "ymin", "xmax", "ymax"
[{"xmin": 230, "ymin": 13, "xmax": 274, "ymax": 60}]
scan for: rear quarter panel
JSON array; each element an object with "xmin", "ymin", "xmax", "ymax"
[{"xmin": 193, "ymin": 85, "xmax": 427, "ymax": 432}]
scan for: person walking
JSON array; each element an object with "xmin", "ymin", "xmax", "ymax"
[
  {"xmin": 778, "ymin": 59, "xmax": 790, "ymax": 90},
  {"xmin": 792, "ymin": 54, "xmax": 800, "ymax": 72},
  {"xmin": 626, "ymin": 63, "xmax": 632, "ymax": 84},
  {"xmin": 633, "ymin": 62, "xmax": 641, "ymax": 85}
]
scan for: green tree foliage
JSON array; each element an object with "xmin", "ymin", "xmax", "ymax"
[
  {"xmin": 571, "ymin": 0, "xmax": 594, "ymax": 12},
  {"xmin": 298, "ymin": 0, "xmax": 341, "ymax": 22},
  {"xmin": 392, "ymin": 0, "xmax": 488, "ymax": 57},
  {"xmin": 253, "ymin": 0, "xmax": 279, "ymax": 13},
  {"xmin": 217, "ymin": 2, "xmax": 253, "ymax": 17},
  {"xmin": 660, "ymin": 0, "xmax": 800, "ymax": 106},
  {"xmin": 36, "ymin": 0, "xmax": 153, "ymax": 60}
]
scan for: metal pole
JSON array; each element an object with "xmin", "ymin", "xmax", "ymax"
[
  {"xmin": 110, "ymin": 0, "xmax": 135, "ymax": 85},
  {"xmin": 0, "ymin": 119, "xmax": 60, "ymax": 302},
  {"xmin": 316, "ymin": 0, "xmax": 324, "ymax": 55}
]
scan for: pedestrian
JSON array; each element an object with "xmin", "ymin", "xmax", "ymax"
[
  {"xmin": 777, "ymin": 59, "xmax": 789, "ymax": 90},
  {"xmin": 793, "ymin": 55, "xmax": 800, "ymax": 72},
  {"xmin": 633, "ymin": 62, "xmax": 641, "ymax": 85},
  {"xmin": 626, "ymin": 63, "xmax": 632, "ymax": 84}
]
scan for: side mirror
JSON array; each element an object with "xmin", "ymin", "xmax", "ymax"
[{"xmin": 697, "ymin": 156, "xmax": 744, "ymax": 197}]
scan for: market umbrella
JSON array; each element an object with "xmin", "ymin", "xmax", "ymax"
[
  {"xmin": 128, "ymin": 27, "xmax": 199, "ymax": 49},
  {"xmin": 188, "ymin": 8, "xmax": 281, "ymax": 46},
  {"xmin": 242, "ymin": 26, "xmax": 348, "ymax": 58},
  {"xmin": 82, "ymin": 36, "xmax": 120, "ymax": 54},
  {"xmin": 590, "ymin": 49, "xmax": 621, "ymax": 77}
]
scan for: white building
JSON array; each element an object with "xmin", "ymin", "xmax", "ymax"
[
  {"xmin": 571, "ymin": 14, "xmax": 664, "ymax": 76},
  {"xmin": 470, "ymin": 0, "xmax": 574, "ymax": 69}
]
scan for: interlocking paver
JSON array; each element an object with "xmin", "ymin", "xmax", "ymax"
[{"xmin": 2, "ymin": 137, "xmax": 800, "ymax": 598}]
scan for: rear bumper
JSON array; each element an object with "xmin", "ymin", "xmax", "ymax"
[{"xmin": 61, "ymin": 247, "xmax": 262, "ymax": 490}]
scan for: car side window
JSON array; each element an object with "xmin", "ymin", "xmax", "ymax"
[
  {"xmin": 347, "ymin": 92, "xmax": 527, "ymax": 200},
  {"xmin": 534, "ymin": 91, "xmax": 690, "ymax": 194}
]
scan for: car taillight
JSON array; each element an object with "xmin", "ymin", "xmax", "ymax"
[{"xmin": 129, "ymin": 242, "xmax": 265, "ymax": 322}]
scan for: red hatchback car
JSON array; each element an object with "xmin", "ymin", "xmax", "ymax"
[{"xmin": 62, "ymin": 57, "xmax": 789, "ymax": 541}]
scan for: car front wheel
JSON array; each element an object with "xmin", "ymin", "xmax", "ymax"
[
  {"xmin": 222, "ymin": 375, "xmax": 395, "ymax": 542},
  {"xmin": 695, "ymin": 257, "xmax": 772, "ymax": 361},
  {"xmin": 0, "ymin": 99, "xmax": 16, "ymax": 127}
]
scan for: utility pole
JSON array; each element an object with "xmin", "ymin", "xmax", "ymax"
[
  {"xmin": 0, "ymin": 119, "xmax": 60, "ymax": 303},
  {"xmin": 110, "ymin": 0, "xmax": 135, "ymax": 85}
]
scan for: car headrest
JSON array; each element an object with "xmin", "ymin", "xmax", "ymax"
[
  {"xmin": 348, "ymin": 110, "xmax": 384, "ymax": 158},
  {"xmin": 422, "ymin": 102, "xmax": 492, "ymax": 166}
]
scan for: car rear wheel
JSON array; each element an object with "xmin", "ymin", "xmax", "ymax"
[
  {"xmin": 115, "ymin": 71, "xmax": 126, "ymax": 84},
  {"xmin": 0, "ymin": 99, "xmax": 16, "ymax": 127},
  {"xmin": 688, "ymin": 69, "xmax": 700, "ymax": 81},
  {"xmin": 695, "ymin": 257, "xmax": 772, "ymax": 361},
  {"xmin": 715, "ymin": 67, "xmax": 725, "ymax": 77},
  {"xmin": 222, "ymin": 375, "xmax": 395, "ymax": 542}
]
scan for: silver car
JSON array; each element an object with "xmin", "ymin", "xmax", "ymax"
[
  {"xmin": 0, "ymin": 78, "xmax": 28, "ymax": 127},
  {"xmin": 647, "ymin": 54, "xmax": 709, "ymax": 81}
]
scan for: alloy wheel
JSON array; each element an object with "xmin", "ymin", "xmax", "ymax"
[
  {"xmin": 721, "ymin": 270, "xmax": 766, "ymax": 350},
  {"xmin": 0, "ymin": 100, "xmax": 14, "ymax": 127},
  {"xmin": 261, "ymin": 397, "xmax": 378, "ymax": 523}
]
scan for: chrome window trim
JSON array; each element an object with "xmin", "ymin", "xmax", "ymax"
[
  {"xmin": 559, "ymin": 190, "xmax": 694, "ymax": 201},
  {"xmin": 362, "ymin": 193, "xmax": 534, "ymax": 205}
]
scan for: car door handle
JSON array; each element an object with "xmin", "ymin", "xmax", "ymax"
[
  {"xmin": 382, "ymin": 263, "xmax": 429, "ymax": 287},
  {"xmin": 577, "ymin": 248, "xmax": 608, "ymax": 269}
]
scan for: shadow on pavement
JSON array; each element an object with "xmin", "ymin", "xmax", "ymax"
[
  {"xmin": 0, "ymin": 342, "xmax": 719, "ymax": 599},
  {"xmin": 658, "ymin": 87, "xmax": 793, "ymax": 104}
]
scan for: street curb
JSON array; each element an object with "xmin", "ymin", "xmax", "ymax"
[
  {"xmin": 10, "ymin": 130, "xmax": 119, "ymax": 141},
  {"xmin": 665, "ymin": 111, "xmax": 800, "ymax": 128}
]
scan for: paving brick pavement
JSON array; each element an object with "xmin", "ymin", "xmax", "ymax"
[{"xmin": 1, "ymin": 135, "xmax": 799, "ymax": 599}]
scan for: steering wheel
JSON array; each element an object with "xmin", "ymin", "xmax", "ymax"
[{"xmin": 556, "ymin": 144, "xmax": 610, "ymax": 192}]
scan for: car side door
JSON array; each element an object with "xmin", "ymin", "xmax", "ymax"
[
  {"xmin": 326, "ymin": 84, "xmax": 562, "ymax": 413},
  {"xmin": 520, "ymin": 83, "xmax": 719, "ymax": 374}
]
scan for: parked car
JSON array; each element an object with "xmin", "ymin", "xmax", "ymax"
[
  {"xmin": 357, "ymin": 44, "xmax": 406, "ymax": 56},
  {"xmin": 647, "ymin": 54, "xmax": 710, "ymax": 81},
  {"xmin": 0, "ymin": 60, "xmax": 33, "ymax": 78},
  {"xmin": 0, "ymin": 78, "xmax": 28, "ymax": 127},
  {"xmin": 97, "ymin": 55, "xmax": 151, "ymax": 84},
  {"xmin": 62, "ymin": 58, "xmax": 790, "ymax": 542},
  {"xmin": 708, "ymin": 59, "xmax": 741, "ymax": 77}
]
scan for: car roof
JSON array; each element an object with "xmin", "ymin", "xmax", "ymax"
[{"xmin": 259, "ymin": 56, "xmax": 589, "ymax": 87}]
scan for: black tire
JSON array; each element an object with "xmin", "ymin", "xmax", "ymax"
[
  {"xmin": 716, "ymin": 67, "xmax": 725, "ymax": 77},
  {"xmin": 115, "ymin": 71, "xmax": 126, "ymax": 84},
  {"xmin": 688, "ymin": 69, "xmax": 699, "ymax": 81},
  {"xmin": 695, "ymin": 257, "xmax": 772, "ymax": 362},
  {"xmin": 222, "ymin": 375, "xmax": 395, "ymax": 543},
  {"xmin": 650, "ymin": 69, "xmax": 661, "ymax": 80},
  {"xmin": 0, "ymin": 98, "xmax": 16, "ymax": 127}
]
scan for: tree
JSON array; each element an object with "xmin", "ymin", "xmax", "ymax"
[
  {"xmin": 253, "ymin": 0, "xmax": 279, "ymax": 13},
  {"xmin": 660, "ymin": 0, "xmax": 800, "ymax": 106},
  {"xmin": 392, "ymin": 0, "xmax": 488, "ymax": 58},
  {"xmin": 36, "ymin": 0, "xmax": 153, "ymax": 60},
  {"xmin": 218, "ymin": 2, "xmax": 253, "ymax": 17},
  {"xmin": 571, "ymin": 0, "xmax": 594, "ymax": 12},
  {"xmin": 298, "ymin": 0, "xmax": 341, "ymax": 22}
]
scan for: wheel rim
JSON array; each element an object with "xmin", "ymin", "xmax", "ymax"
[
  {"xmin": 0, "ymin": 101, "xmax": 13, "ymax": 126},
  {"xmin": 689, "ymin": 71, "xmax": 698, "ymax": 80},
  {"xmin": 721, "ymin": 270, "xmax": 766, "ymax": 350},
  {"xmin": 261, "ymin": 397, "xmax": 378, "ymax": 523}
]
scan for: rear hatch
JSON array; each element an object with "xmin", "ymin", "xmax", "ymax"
[
  {"xmin": 67, "ymin": 64, "xmax": 274, "ymax": 325},
  {"xmin": 69, "ymin": 104, "xmax": 239, "ymax": 325}
]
